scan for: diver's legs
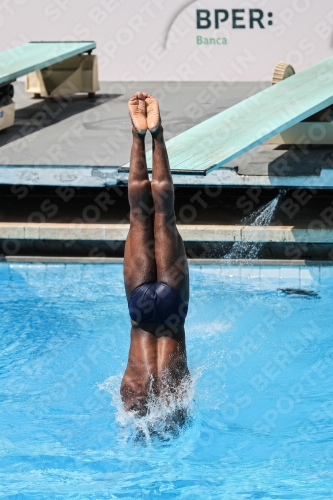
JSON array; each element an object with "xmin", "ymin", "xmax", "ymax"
[
  {"xmin": 123, "ymin": 131, "xmax": 156, "ymax": 299},
  {"xmin": 151, "ymin": 127, "xmax": 189, "ymax": 303},
  {"xmin": 121, "ymin": 96, "xmax": 157, "ymax": 414},
  {"xmin": 148, "ymin": 97, "xmax": 189, "ymax": 383}
]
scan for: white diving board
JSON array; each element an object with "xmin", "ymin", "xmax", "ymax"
[
  {"xmin": 119, "ymin": 56, "xmax": 333, "ymax": 176},
  {"xmin": 0, "ymin": 41, "xmax": 96, "ymax": 86}
]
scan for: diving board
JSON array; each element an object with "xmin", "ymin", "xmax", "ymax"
[
  {"xmin": 0, "ymin": 41, "xmax": 99, "ymax": 132},
  {"xmin": 0, "ymin": 41, "xmax": 96, "ymax": 86},
  {"xmin": 119, "ymin": 56, "xmax": 333, "ymax": 175}
]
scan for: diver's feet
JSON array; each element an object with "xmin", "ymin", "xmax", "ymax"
[
  {"xmin": 145, "ymin": 95, "xmax": 161, "ymax": 134},
  {"xmin": 128, "ymin": 92, "xmax": 148, "ymax": 135}
]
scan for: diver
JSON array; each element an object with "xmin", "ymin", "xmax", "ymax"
[{"xmin": 120, "ymin": 92, "xmax": 190, "ymax": 415}]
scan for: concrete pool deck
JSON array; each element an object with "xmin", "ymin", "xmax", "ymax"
[{"xmin": 1, "ymin": 81, "xmax": 333, "ymax": 188}]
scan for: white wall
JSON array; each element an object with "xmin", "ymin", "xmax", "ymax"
[{"xmin": 1, "ymin": 0, "xmax": 332, "ymax": 81}]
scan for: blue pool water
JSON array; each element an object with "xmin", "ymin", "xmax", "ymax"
[{"xmin": 0, "ymin": 263, "xmax": 333, "ymax": 499}]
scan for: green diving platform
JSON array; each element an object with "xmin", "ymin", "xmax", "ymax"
[
  {"xmin": 119, "ymin": 56, "xmax": 333, "ymax": 175},
  {"xmin": 0, "ymin": 41, "xmax": 96, "ymax": 86},
  {"xmin": 0, "ymin": 41, "xmax": 99, "ymax": 132}
]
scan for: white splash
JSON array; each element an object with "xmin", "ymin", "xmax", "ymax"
[{"xmin": 99, "ymin": 370, "xmax": 200, "ymax": 444}]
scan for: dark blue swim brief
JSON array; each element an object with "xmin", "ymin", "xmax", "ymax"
[{"xmin": 128, "ymin": 282, "xmax": 188, "ymax": 324}]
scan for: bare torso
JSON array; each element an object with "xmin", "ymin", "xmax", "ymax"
[{"xmin": 121, "ymin": 323, "xmax": 189, "ymax": 413}]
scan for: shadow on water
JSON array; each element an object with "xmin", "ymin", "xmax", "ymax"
[{"xmin": 278, "ymin": 288, "xmax": 320, "ymax": 298}]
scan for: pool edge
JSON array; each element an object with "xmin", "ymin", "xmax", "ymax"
[{"xmin": 2, "ymin": 256, "xmax": 333, "ymax": 266}]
